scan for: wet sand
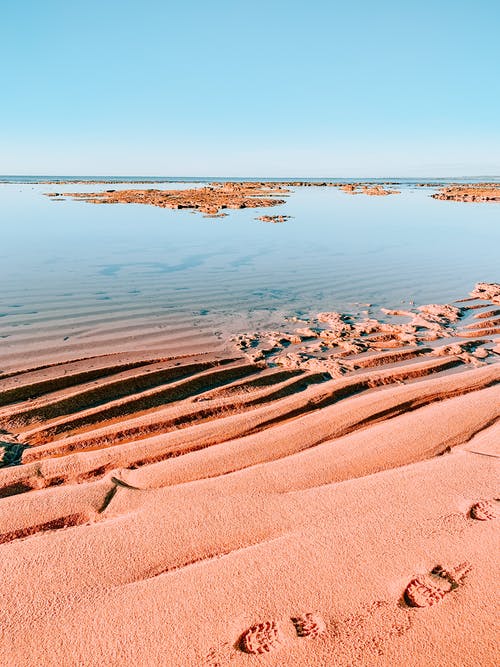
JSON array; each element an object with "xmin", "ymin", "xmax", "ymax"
[{"xmin": 0, "ymin": 282, "xmax": 498, "ymax": 666}]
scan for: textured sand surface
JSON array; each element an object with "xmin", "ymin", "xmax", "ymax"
[{"xmin": 0, "ymin": 284, "xmax": 498, "ymax": 666}]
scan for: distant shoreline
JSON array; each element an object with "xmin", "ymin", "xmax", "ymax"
[{"xmin": 1, "ymin": 175, "xmax": 500, "ymax": 185}]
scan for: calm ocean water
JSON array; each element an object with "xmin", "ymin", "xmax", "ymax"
[{"xmin": 1, "ymin": 178, "xmax": 499, "ymax": 354}]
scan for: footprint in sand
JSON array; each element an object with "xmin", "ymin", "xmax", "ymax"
[
  {"xmin": 404, "ymin": 578, "xmax": 447, "ymax": 608},
  {"xmin": 470, "ymin": 500, "xmax": 498, "ymax": 521},
  {"xmin": 239, "ymin": 620, "xmax": 284, "ymax": 654},
  {"xmin": 222, "ymin": 603, "xmax": 410, "ymax": 661},
  {"xmin": 404, "ymin": 562, "xmax": 471, "ymax": 608},
  {"xmin": 291, "ymin": 613, "xmax": 327, "ymax": 639},
  {"xmin": 238, "ymin": 612, "xmax": 326, "ymax": 655}
]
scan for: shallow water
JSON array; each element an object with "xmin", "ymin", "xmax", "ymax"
[{"xmin": 1, "ymin": 180, "xmax": 499, "ymax": 356}]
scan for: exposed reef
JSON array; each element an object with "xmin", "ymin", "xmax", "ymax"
[
  {"xmin": 432, "ymin": 183, "xmax": 500, "ymax": 202},
  {"xmin": 256, "ymin": 215, "xmax": 292, "ymax": 223},
  {"xmin": 47, "ymin": 182, "xmax": 289, "ymax": 215}
]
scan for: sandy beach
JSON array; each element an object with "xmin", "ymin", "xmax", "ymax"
[
  {"xmin": 3, "ymin": 0, "xmax": 500, "ymax": 661},
  {"xmin": 1, "ymin": 274, "xmax": 498, "ymax": 666}
]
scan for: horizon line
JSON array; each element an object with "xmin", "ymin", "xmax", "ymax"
[{"xmin": 2, "ymin": 174, "xmax": 500, "ymax": 179}]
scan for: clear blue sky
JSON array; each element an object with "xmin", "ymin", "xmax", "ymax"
[{"xmin": 1, "ymin": 0, "xmax": 499, "ymax": 176}]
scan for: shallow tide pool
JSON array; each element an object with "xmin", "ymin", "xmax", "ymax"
[{"xmin": 1, "ymin": 180, "xmax": 499, "ymax": 346}]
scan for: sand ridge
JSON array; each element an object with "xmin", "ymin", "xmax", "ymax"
[{"xmin": 0, "ymin": 284, "xmax": 498, "ymax": 666}]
